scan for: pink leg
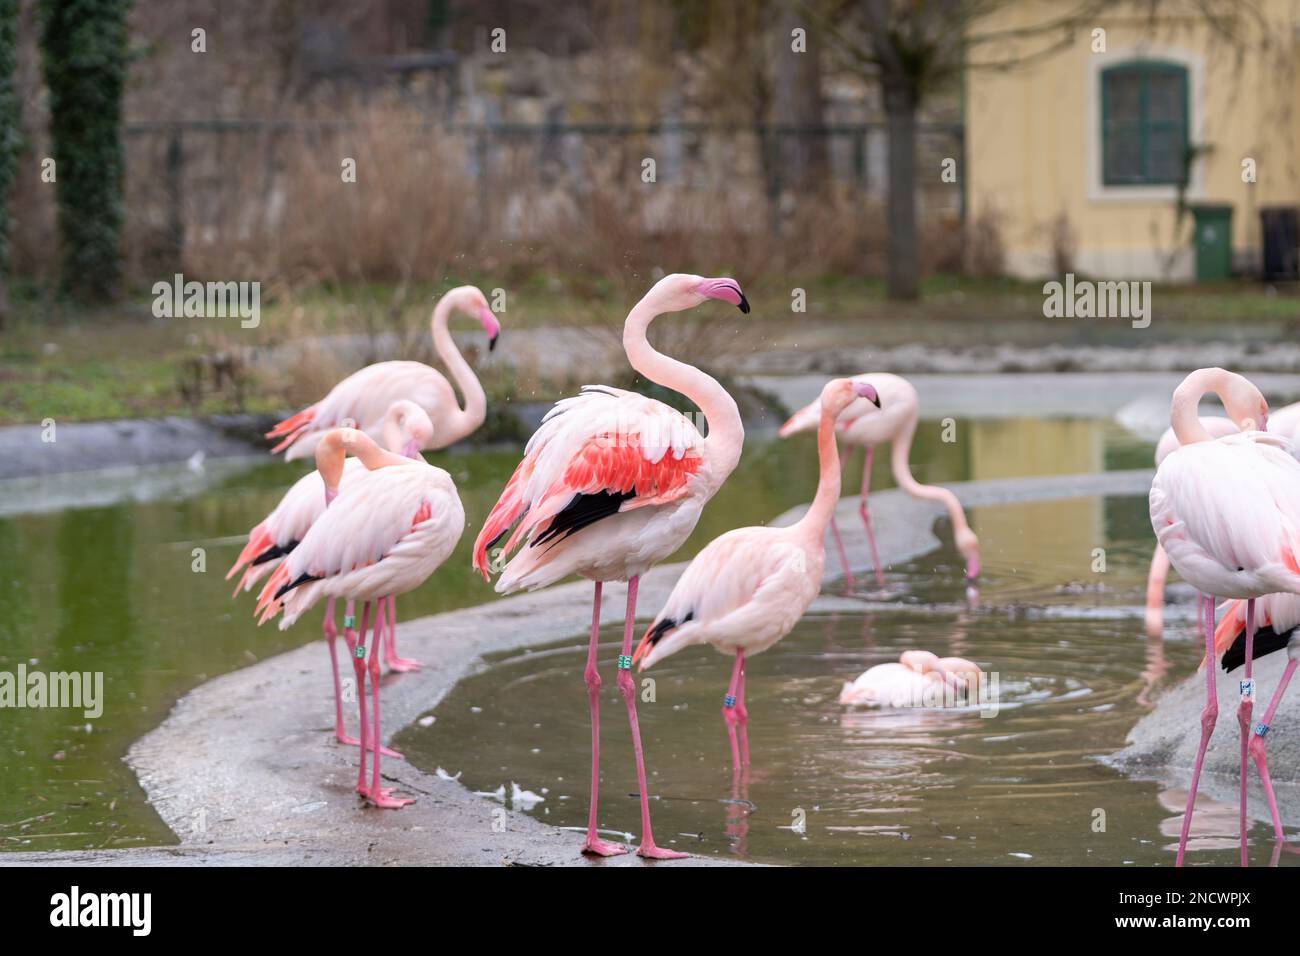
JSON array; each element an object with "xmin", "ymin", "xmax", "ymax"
[
  {"xmin": 618, "ymin": 576, "xmax": 688, "ymax": 860},
  {"xmin": 859, "ymin": 446, "xmax": 885, "ymax": 587},
  {"xmin": 737, "ymin": 658, "xmax": 750, "ymax": 768},
  {"xmin": 323, "ymin": 597, "xmax": 354, "ymax": 745},
  {"xmin": 333, "ymin": 600, "xmax": 400, "ymax": 758},
  {"xmin": 1248, "ymin": 658, "xmax": 1298, "ymax": 842},
  {"xmin": 345, "ymin": 602, "xmax": 371, "ymax": 796},
  {"xmin": 722, "ymin": 650, "xmax": 745, "ymax": 771},
  {"xmin": 1176, "ymin": 592, "xmax": 1220, "ymax": 866},
  {"xmin": 1237, "ymin": 598, "xmax": 1257, "ymax": 865},
  {"xmin": 581, "ymin": 582, "xmax": 626, "ymax": 857},
  {"xmin": 1144, "ymin": 544, "xmax": 1170, "ymax": 639},
  {"xmin": 829, "ymin": 517, "xmax": 855, "ymax": 592},
  {"xmin": 383, "ymin": 595, "xmax": 422, "ymax": 672},
  {"xmin": 365, "ymin": 597, "xmax": 412, "ymax": 809}
]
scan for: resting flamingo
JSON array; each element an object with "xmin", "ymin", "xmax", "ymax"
[
  {"xmin": 266, "ymin": 285, "xmax": 500, "ymax": 460},
  {"xmin": 839, "ymin": 650, "xmax": 982, "ymax": 708},
  {"xmin": 228, "ymin": 401, "xmax": 432, "ymax": 757},
  {"xmin": 1149, "ymin": 367, "xmax": 1299, "ymax": 865},
  {"xmin": 471, "ymin": 273, "xmax": 750, "ymax": 859},
  {"xmin": 632, "ymin": 378, "xmax": 879, "ymax": 770},
  {"xmin": 257, "ymin": 428, "xmax": 465, "ymax": 808},
  {"xmin": 779, "ymin": 373, "xmax": 978, "ymax": 590},
  {"xmin": 1212, "ymin": 593, "xmax": 1300, "ymax": 844},
  {"xmin": 1145, "ymin": 402, "xmax": 1300, "ymax": 638}
]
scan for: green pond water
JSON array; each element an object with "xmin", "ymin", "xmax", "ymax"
[{"xmin": 3, "ymin": 413, "xmax": 1266, "ymax": 864}]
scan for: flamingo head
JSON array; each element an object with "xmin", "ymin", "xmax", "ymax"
[
  {"xmin": 647, "ymin": 274, "xmax": 750, "ymax": 314},
  {"xmin": 819, "ymin": 378, "xmax": 882, "ymax": 419},
  {"xmin": 316, "ymin": 427, "xmax": 362, "ymax": 497},
  {"xmin": 398, "ymin": 402, "xmax": 434, "ymax": 459},
  {"xmin": 1207, "ymin": 367, "xmax": 1268, "ymax": 433},
  {"xmin": 445, "ymin": 285, "xmax": 501, "ymax": 351}
]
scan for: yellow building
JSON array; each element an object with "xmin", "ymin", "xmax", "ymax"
[{"xmin": 966, "ymin": 1, "xmax": 1300, "ymax": 281}]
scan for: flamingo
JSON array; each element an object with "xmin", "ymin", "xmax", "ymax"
[
  {"xmin": 471, "ymin": 273, "xmax": 751, "ymax": 860},
  {"xmin": 631, "ymin": 378, "xmax": 880, "ymax": 770},
  {"xmin": 1145, "ymin": 402, "xmax": 1300, "ymax": 638},
  {"xmin": 1211, "ymin": 593, "xmax": 1300, "ymax": 844},
  {"xmin": 257, "ymin": 427, "xmax": 465, "ymax": 808},
  {"xmin": 839, "ymin": 651, "xmax": 983, "ymax": 708},
  {"xmin": 779, "ymin": 373, "xmax": 979, "ymax": 591},
  {"xmin": 266, "ymin": 285, "xmax": 500, "ymax": 460},
  {"xmin": 1148, "ymin": 366, "xmax": 1299, "ymax": 865},
  {"xmin": 228, "ymin": 401, "xmax": 433, "ymax": 756}
]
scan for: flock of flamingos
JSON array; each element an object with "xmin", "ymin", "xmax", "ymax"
[{"xmin": 222, "ymin": 273, "xmax": 1297, "ymax": 865}]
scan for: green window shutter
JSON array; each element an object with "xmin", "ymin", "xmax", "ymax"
[{"xmin": 1101, "ymin": 61, "xmax": 1189, "ymax": 186}]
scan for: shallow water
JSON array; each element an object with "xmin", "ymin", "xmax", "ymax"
[
  {"xmin": 402, "ymin": 493, "xmax": 1297, "ymax": 866},
  {"xmin": 0, "ymin": 412, "xmax": 1223, "ymax": 858}
]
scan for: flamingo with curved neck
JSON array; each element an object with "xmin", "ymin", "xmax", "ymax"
[
  {"xmin": 780, "ymin": 372, "xmax": 979, "ymax": 590},
  {"xmin": 472, "ymin": 273, "xmax": 750, "ymax": 859},
  {"xmin": 1147, "ymin": 367, "xmax": 1300, "ymax": 865},
  {"xmin": 266, "ymin": 285, "xmax": 500, "ymax": 460},
  {"xmin": 632, "ymin": 378, "xmax": 881, "ymax": 770},
  {"xmin": 258, "ymin": 426, "xmax": 466, "ymax": 809},
  {"xmin": 228, "ymin": 401, "xmax": 433, "ymax": 756}
]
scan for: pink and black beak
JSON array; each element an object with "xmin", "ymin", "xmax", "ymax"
[
  {"xmin": 478, "ymin": 304, "xmax": 501, "ymax": 352},
  {"xmin": 854, "ymin": 382, "xmax": 882, "ymax": 408},
  {"xmin": 697, "ymin": 277, "xmax": 750, "ymax": 314}
]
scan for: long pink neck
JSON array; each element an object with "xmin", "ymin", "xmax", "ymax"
[
  {"xmin": 795, "ymin": 405, "xmax": 843, "ymax": 540},
  {"xmin": 1170, "ymin": 367, "xmax": 1232, "ymax": 445},
  {"xmin": 430, "ymin": 293, "xmax": 487, "ymax": 444},
  {"xmin": 888, "ymin": 416, "xmax": 974, "ymax": 543},
  {"xmin": 623, "ymin": 299, "xmax": 743, "ymax": 492}
]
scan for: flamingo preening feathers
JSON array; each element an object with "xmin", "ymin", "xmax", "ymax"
[
  {"xmin": 472, "ymin": 273, "xmax": 750, "ymax": 859},
  {"xmin": 257, "ymin": 427, "xmax": 465, "ymax": 808}
]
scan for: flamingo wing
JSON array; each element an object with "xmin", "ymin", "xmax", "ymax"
[
  {"xmin": 256, "ymin": 462, "xmax": 449, "ymax": 621},
  {"xmin": 1213, "ymin": 593, "xmax": 1300, "ymax": 670},
  {"xmin": 634, "ymin": 527, "xmax": 815, "ymax": 667},
  {"xmin": 472, "ymin": 386, "xmax": 704, "ymax": 578},
  {"xmin": 270, "ymin": 362, "xmax": 447, "ymax": 457},
  {"xmin": 1152, "ymin": 432, "xmax": 1300, "ymax": 597}
]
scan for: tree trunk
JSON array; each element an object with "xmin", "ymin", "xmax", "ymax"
[{"xmin": 882, "ymin": 76, "xmax": 920, "ymax": 300}]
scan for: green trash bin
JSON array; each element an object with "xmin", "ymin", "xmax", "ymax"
[{"xmin": 1190, "ymin": 204, "xmax": 1233, "ymax": 281}]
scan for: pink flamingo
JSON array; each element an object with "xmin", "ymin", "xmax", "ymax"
[
  {"xmin": 839, "ymin": 651, "xmax": 982, "ymax": 708},
  {"xmin": 779, "ymin": 373, "xmax": 979, "ymax": 591},
  {"xmin": 228, "ymin": 401, "xmax": 432, "ymax": 757},
  {"xmin": 471, "ymin": 273, "xmax": 750, "ymax": 860},
  {"xmin": 632, "ymin": 378, "xmax": 879, "ymax": 770},
  {"xmin": 1212, "ymin": 593, "xmax": 1300, "ymax": 845},
  {"xmin": 266, "ymin": 285, "xmax": 500, "ymax": 460},
  {"xmin": 1145, "ymin": 402, "xmax": 1300, "ymax": 638},
  {"xmin": 1149, "ymin": 367, "xmax": 1300, "ymax": 865},
  {"xmin": 257, "ymin": 427, "xmax": 465, "ymax": 808}
]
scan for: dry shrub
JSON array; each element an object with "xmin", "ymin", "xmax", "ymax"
[{"xmin": 965, "ymin": 207, "xmax": 1006, "ymax": 278}]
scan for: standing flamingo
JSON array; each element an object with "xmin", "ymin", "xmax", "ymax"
[
  {"xmin": 839, "ymin": 650, "xmax": 982, "ymax": 708},
  {"xmin": 257, "ymin": 427, "xmax": 465, "ymax": 808},
  {"xmin": 1211, "ymin": 592, "xmax": 1300, "ymax": 844},
  {"xmin": 471, "ymin": 273, "xmax": 750, "ymax": 859},
  {"xmin": 1149, "ymin": 367, "xmax": 1300, "ymax": 865},
  {"xmin": 228, "ymin": 401, "xmax": 433, "ymax": 754},
  {"xmin": 1145, "ymin": 402, "xmax": 1300, "ymax": 638},
  {"xmin": 632, "ymin": 378, "xmax": 879, "ymax": 770},
  {"xmin": 779, "ymin": 373, "xmax": 978, "ymax": 591},
  {"xmin": 266, "ymin": 285, "xmax": 500, "ymax": 460}
]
